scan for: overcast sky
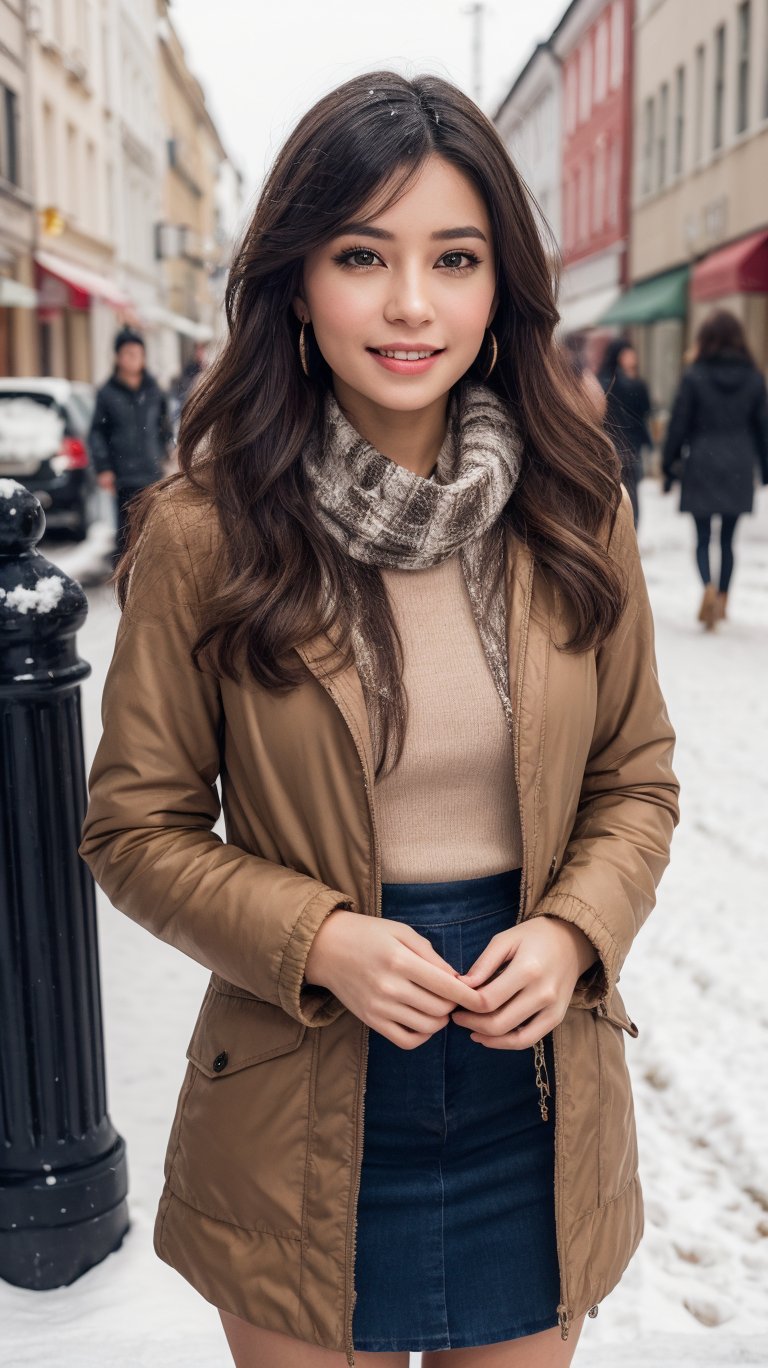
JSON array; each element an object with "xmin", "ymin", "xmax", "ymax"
[{"xmin": 170, "ymin": 0, "xmax": 568, "ymax": 212}]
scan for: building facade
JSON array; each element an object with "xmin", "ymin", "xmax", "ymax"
[
  {"xmin": 612, "ymin": 0, "xmax": 768, "ymax": 404},
  {"xmin": 552, "ymin": 0, "xmax": 633, "ymax": 337},
  {"xmin": 494, "ymin": 42, "xmax": 563, "ymax": 258},
  {"xmin": 0, "ymin": 0, "xmax": 38, "ymax": 374}
]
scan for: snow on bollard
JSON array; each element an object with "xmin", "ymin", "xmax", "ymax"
[{"xmin": 0, "ymin": 480, "xmax": 129, "ymax": 1290}]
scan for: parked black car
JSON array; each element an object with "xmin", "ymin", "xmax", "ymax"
[{"xmin": 0, "ymin": 378, "xmax": 96, "ymax": 541}]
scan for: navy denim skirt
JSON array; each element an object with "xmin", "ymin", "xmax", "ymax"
[{"xmin": 351, "ymin": 868, "xmax": 560, "ymax": 1353}]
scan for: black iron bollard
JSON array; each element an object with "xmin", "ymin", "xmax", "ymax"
[{"xmin": 0, "ymin": 480, "xmax": 128, "ymax": 1289}]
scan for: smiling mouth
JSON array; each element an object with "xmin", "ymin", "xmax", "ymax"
[{"xmin": 369, "ymin": 347, "xmax": 444, "ymax": 360}]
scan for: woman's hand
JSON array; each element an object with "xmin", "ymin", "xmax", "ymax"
[
  {"xmin": 450, "ymin": 917, "xmax": 598, "ymax": 1050},
  {"xmin": 304, "ymin": 910, "xmax": 486, "ymax": 1050}
]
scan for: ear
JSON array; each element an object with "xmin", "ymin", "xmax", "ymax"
[{"xmin": 291, "ymin": 295, "xmax": 309, "ymax": 324}]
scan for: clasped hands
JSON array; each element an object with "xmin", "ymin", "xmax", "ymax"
[
  {"xmin": 449, "ymin": 915, "xmax": 598, "ymax": 1051},
  {"xmin": 305, "ymin": 908, "xmax": 598, "ymax": 1052}
]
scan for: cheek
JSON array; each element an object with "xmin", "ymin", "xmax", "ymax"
[{"xmin": 308, "ymin": 273, "xmax": 373, "ymax": 346}]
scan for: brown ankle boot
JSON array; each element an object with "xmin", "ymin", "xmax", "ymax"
[
  {"xmin": 715, "ymin": 591, "xmax": 728, "ymax": 621},
  {"xmin": 698, "ymin": 583, "xmax": 718, "ymax": 630}
]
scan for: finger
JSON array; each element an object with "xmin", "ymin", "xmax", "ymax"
[
  {"xmin": 453, "ymin": 959, "xmax": 529, "ymax": 1016},
  {"xmin": 455, "ymin": 986, "xmax": 544, "ymax": 1035},
  {"xmin": 399, "ymin": 982, "xmax": 460, "ymax": 1016},
  {"xmin": 393, "ymin": 1003, "xmax": 451, "ymax": 1035},
  {"xmin": 471, "ymin": 1010, "xmax": 557, "ymax": 1052},
  {"xmin": 386, "ymin": 1022, "xmax": 434, "ymax": 1051},
  {"xmin": 406, "ymin": 953, "xmax": 486, "ymax": 1011},
  {"xmin": 394, "ymin": 928, "xmax": 484, "ymax": 1010},
  {"xmin": 456, "ymin": 928, "xmax": 521, "ymax": 987}
]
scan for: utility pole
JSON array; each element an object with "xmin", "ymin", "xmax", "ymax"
[{"xmin": 462, "ymin": 2, "xmax": 486, "ymax": 106}]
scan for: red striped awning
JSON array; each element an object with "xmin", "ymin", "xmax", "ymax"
[{"xmin": 691, "ymin": 230, "xmax": 768, "ymax": 302}]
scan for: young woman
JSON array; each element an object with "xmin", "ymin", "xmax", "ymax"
[
  {"xmin": 80, "ymin": 72, "xmax": 679, "ymax": 1368},
  {"xmin": 597, "ymin": 339, "xmax": 653, "ymax": 530},
  {"xmin": 663, "ymin": 309, "xmax": 768, "ymax": 629}
]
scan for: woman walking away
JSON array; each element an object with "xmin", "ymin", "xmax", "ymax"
[
  {"xmin": 79, "ymin": 71, "xmax": 679, "ymax": 1368},
  {"xmin": 663, "ymin": 309, "xmax": 768, "ymax": 630},
  {"xmin": 598, "ymin": 338, "xmax": 653, "ymax": 528}
]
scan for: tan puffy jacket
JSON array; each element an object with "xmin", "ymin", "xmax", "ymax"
[{"xmin": 80, "ymin": 480, "xmax": 679, "ymax": 1365}]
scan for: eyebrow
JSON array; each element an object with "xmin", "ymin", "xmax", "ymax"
[{"xmin": 334, "ymin": 221, "xmax": 488, "ymax": 244}]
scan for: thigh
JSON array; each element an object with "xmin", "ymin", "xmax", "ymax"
[
  {"xmin": 422, "ymin": 1313, "xmax": 586, "ymax": 1368},
  {"xmin": 720, "ymin": 513, "xmax": 739, "ymax": 544},
  {"xmin": 219, "ymin": 1308, "xmax": 409, "ymax": 1367}
]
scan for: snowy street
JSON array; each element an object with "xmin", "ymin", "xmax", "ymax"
[{"xmin": 2, "ymin": 479, "xmax": 767, "ymax": 1366}]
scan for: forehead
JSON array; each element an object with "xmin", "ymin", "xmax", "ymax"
[{"xmin": 351, "ymin": 155, "xmax": 491, "ymax": 237}]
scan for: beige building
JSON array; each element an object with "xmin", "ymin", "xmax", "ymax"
[
  {"xmin": 607, "ymin": 0, "xmax": 768, "ymax": 407},
  {"xmin": 0, "ymin": 0, "xmax": 38, "ymax": 374},
  {"xmin": 26, "ymin": 0, "xmax": 133, "ymax": 380},
  {"xmin": 152, "ymin": 1, "xmax": 229, "ymax": 386}
]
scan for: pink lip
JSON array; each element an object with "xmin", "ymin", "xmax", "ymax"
[{"xmin": 368, "ymin": 347, "xmax": 444, "ymax": 376}]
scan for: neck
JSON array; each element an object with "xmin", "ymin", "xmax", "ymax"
[{"xmin": 332, "ymin": 378, "xmax": 449, "ymax": 479}]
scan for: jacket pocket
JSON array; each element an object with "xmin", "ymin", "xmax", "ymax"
[
  {"xmin": 593, "ymin": 989, "xmax": 639, "ymax": 1208},
  {"xmin": 165, "ymin": 986, "xmax": 314, "ymax": 1236}
]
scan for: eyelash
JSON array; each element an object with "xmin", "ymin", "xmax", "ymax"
[{"xmin": 331, "ymin": 245, "xmax": 481, "ymax": 275}]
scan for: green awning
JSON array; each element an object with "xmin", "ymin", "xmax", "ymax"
[{"xmin": 598, "ymin": 265, "xmax": 690, "ymax": 326}]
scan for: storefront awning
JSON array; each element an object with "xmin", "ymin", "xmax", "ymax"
[
  {"xmin": 556, "ymin": 285, "xmax": 621, "ymax": 334},
  {"xmin": 598, "ymin": 265, "xmax": 690, "ymax": 326},
  {"xmin": 0, "ymin": 278, "xmax": 38, "ymax": 308},
  {"xmin": 141, "ymin": 304, "xmax": 214, "ymax": 343},
  {"xmin": 691, "ymin": 229, "xmax": 768, "ymax": 302},
  {"xmin": 35, "ymin": 250, "xmax": 131, "ymax": 309}
]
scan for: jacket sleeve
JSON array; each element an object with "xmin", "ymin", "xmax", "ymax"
[
  {"xmin": 662, "ymin": 371, "xmax": 695, "ymax": 478},
  {"xmin": 78, "ymin": 490, "xmax": 356, "ymax": 1028},
  {"xmin": 88, "ymin": 388, "xmax": 112, "ymax": 474},
  {"xmin": 526, "ymin": 491, "xmax": 680, "ymax": 1007}
]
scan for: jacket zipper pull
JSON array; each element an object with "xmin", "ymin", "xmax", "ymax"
[
  {"xmin": 557, "ymin": 1303, "xmax": 572, "ymax": 1339},
  {"xmin": 533, "ymin": 1039, "xmax": 551, "ymax": 1121}
]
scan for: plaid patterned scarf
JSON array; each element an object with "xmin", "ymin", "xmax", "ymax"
[{"xmin": 303, "ymin": 380, "xmax": 523, "ymax": 757}]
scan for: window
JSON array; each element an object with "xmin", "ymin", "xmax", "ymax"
[
  {"xmin": 657, "ymin": 82, "xmax": 669, "ymax": 188},
  {"xmin": 595, "ymin": 18, "xmax": 609, "ymax": 104},
  {"xmin": 608, "ymin": 137, "xmax": 621, "ymax": 226},
  {"xmin": 673, "ymin": 66, "xmax": 685, "ymax": 174},
  {"xmin": 579, "ymin": 39, "xmax": 593, "ymax": 123},
  {"xmin": 0, "ymin": 84, "xmax": 19, "ymax": 186},
  {"xmin": 736, "ymin": 1, "xmax": 750, "ymax": 133},
  {"xmin": 579, "ymin": 159, "xmax": 590, "ymax": 241},
  {"xmin": 66, "ymin": 122, "xmax": 78, "ymax": 218},
  {"xmin": 594, "ymin": 139, "xmax": 606, "ymax": 230},
  {"xmin": 642, "ymin": 96, "xmax": 655, "ymax": 194},
  {"xmin": 610, "ymin": 0, "xmax": 624, "ymax": 89},
  {"xmin": 694, "ymin": 44, "xmax": 706, "ymax": 163},
  {"xmin": 713, "ymin": 24, "xmax": 726, "ymax": 150},
  {"xmin": 565, "ymin": 62, "xmax": 577, "ymax": 133},
  {"xmin": 85, "ymin": 141, "xmax": 96, "ymax": 232}
]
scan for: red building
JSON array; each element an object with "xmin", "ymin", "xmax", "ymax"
[{"xmin": 553, "ymin": 0, "xmax": 634, "ymax": 344}]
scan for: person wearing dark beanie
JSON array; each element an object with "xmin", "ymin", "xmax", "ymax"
[{"xmin": 88, "ymin": 324, "xmax": 172, "ymax": 564}]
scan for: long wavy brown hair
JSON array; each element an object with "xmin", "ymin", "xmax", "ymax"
[{"xmin": 117, "ymin": 71, "xmax": 625, "ymax": 778}]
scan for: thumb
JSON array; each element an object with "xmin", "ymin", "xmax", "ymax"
[{"xmin": 458, "ymin": 927, "xmax": 520, "ymax": 985}]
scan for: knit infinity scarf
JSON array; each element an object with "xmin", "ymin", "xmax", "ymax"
[{"xmin": 302, "ymin": 380, "xmax": 524, "ymax": 758}]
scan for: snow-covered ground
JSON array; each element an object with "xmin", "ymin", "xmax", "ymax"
[{"xmin": 2, "ymin": 481, "xmax": 767, "ymax": 1366}]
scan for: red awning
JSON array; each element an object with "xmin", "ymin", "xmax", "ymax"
[
  {"xmin": 35, "ymin": 250, "xmax": 131, "ymax": 310},
  {"xmin": 691, "ymin": 230, "xmax": 768, "ymax": 302}
]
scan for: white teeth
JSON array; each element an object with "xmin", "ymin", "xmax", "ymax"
[{"xmin": 376, "ymin": 349, "xmax": 437, "ymax": 360}]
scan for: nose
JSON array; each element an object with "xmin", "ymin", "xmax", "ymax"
[{"xmin": 383, "ymin": 265, "xmax": 436, "ymax": 329}]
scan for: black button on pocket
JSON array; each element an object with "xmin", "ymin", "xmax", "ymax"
[{"xmin": 212, "ymin": 1051, "xmax": 228, "ymax": 1072}]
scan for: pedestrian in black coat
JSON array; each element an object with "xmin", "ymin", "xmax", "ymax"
[
  {"xmin": 663, "ymin": 309, "xmax": 768, "ymax": 629},
  {"xmin": 89, "ymin": 326, "xmax": 172, "ymax": 564},
  {"xmin": 598, "ymin": 338, "xmax": 653, "ymax": 529}
]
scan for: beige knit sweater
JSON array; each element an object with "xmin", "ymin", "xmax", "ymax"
[{"xmin": 374, "ymin": 554, "xmax": 523, "ymax": 883}]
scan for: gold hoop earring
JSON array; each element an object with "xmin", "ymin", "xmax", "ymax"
[
  {"xmin": 481, "ymin": 329, "xmax": 498, "ymax": 381},
  {"xmin": 299, "ymin": 320, "xmax": 310, "ymax": 377}
]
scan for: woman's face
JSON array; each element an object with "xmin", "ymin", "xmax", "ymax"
[
  {"xmin": 618, "ymin": 347, "xmax": 638, "ymax": 378},
  {"xmin": 294, "ymin": 155, "xmax": 498, "ymax": 415}
]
